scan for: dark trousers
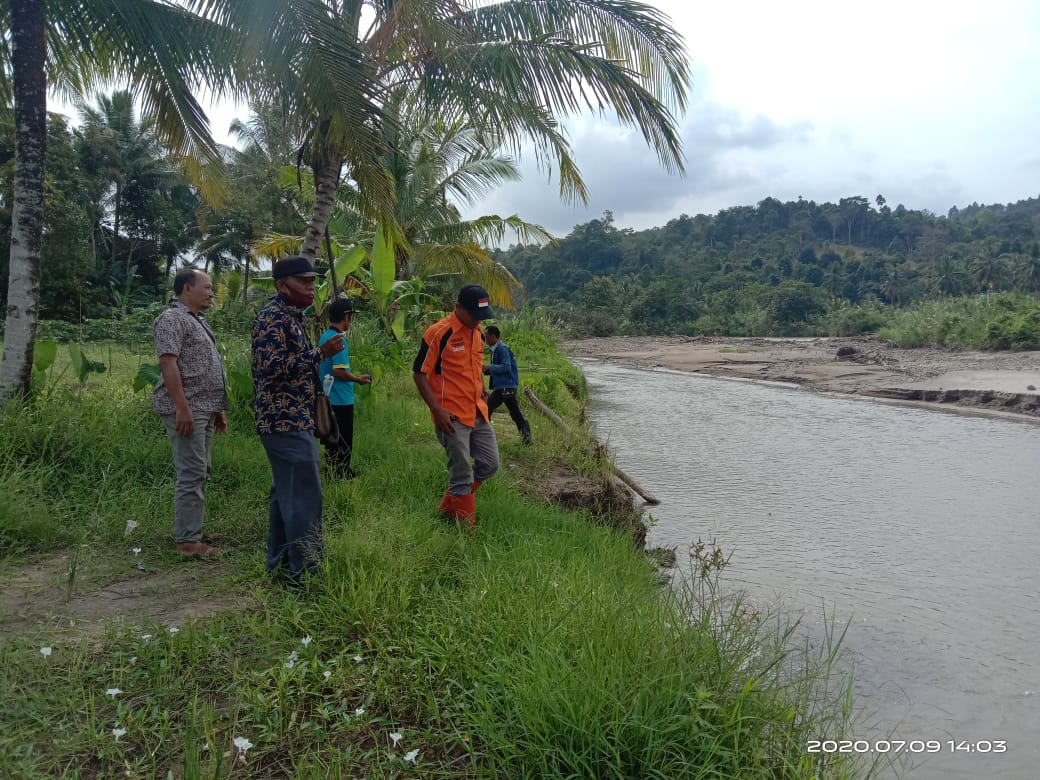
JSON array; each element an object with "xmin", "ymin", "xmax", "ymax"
[
  {"xmin": 260, "ymin": 430, "xmax": 324, "ymax": 584},
  {"xmin": 488, "ymin": 388, "xmax": 532, "ymax": 443},
  {"xmin": 328, "ymin": 403, "xmax": 355, "ymax": 473}
]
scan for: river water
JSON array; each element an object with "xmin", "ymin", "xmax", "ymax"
[{"xmin": 579, "ymin": 360, "xmax": 1039, "ymax": 779}]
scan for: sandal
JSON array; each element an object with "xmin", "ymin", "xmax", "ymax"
[{"xmin": 177, "ymin": 541, "xmax": 223, "ymax": 558}]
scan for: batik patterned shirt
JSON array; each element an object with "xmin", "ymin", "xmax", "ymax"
[
  {"xmin": 251, "ymin": 295, "xmax": 323, "ymax": 433},
  {"xmin": 152, "ymin": 301, "xmax": 228, "ymax": 416}
]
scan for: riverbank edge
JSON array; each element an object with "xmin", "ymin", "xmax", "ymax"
[
  {"xmin": 565, "ymin": 335, "xmax": 1040, "ymax": 421},
  {"xmin": 0, "ymin": 339, "xmax": 865, "ymax": 778}
]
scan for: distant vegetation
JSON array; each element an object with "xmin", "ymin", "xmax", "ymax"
[{"xmin": 495, "ymin": 196, "xmax": 1040, "ymax": 349}]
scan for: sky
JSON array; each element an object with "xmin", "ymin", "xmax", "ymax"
[
  {"xmin": 438, "ymin": 0, "xmax": 1040, "ymax": 237},
  {"xmin": 193, "ymin": 0, "xmax": 1040, "ymax": 238}
]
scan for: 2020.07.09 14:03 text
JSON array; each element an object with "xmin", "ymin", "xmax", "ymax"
[{"xmin": 806, "ymin": 739, "xmax": 1007, "ymax": 754}]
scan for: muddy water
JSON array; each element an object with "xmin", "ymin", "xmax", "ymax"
[{"xmin": 580, "ymin": 360, "xmax": 1040, "ymax": 780}]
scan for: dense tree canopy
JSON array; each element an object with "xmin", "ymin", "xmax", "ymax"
[{"xmin": 496, "ymin": 196, "xmax": 1040, "ymax": 336}]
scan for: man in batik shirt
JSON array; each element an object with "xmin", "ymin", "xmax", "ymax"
[{"xmin": 252, "ymin": 255, "xmax": 344, "ymax": 585}]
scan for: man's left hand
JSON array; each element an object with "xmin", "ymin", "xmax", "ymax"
[
  {"xmin": 482, "ymin": 364, "xmax": 491, "ymax": 375},
  {"xmin": 215, "ymin": 411, "xmax": 229, "ymax": 433}
]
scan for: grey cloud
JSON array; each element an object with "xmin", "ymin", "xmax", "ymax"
[{"xmin": 469, "ymin": 101, "xmax": 814, "ymax": 237}]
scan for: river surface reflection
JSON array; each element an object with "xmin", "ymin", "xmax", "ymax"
[{"xmin": 579, "ymin": 359, "xmax": 1039, "ymax": 779}]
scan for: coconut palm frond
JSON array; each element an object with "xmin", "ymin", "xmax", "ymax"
[{"xmin": 252, "ymin": 232, "xmax": 304, "ymax": 260}]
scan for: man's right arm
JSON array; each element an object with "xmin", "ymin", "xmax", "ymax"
[{"xmin": 412, "ymin": 338, "xmax": 454, "ymax": 433}]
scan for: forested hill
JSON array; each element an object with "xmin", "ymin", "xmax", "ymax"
[{"xmin": 495, "ymin": 195, "xmax": 1040, "ymax": 336}]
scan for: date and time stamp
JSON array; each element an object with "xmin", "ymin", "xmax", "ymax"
[{"xmin": 807, "ymin": 739, "xmax": 1008, "ymax": 755}]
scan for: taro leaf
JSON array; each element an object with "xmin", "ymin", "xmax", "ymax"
[
  {"xmin": 133, "ymin": 363, "xmax": 161, "ymax": 393},
  {"xmin": 32, "ymin": 341, "xmax": 57, "ymax": 372},
  {"xmin": 69, "ymin": 344, "xmax": 106, "ymax": 385},
  {"xmin": 68, "ymin": 344, "xmax": 87, "ymax": 384},
  {"xmin": 227, "ymin": 369, "xmax": 254, "ymax": 403}
]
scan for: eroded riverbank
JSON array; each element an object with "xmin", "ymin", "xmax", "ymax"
[{"xmin": 566, "ymin": 335, "xmax": 1040, "ymax": 418}]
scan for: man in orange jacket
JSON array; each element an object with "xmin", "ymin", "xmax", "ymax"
[{"xmin": 413, "ymin": 285, "xmax": 500, "ymax": 528}]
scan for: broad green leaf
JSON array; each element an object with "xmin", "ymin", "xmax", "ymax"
[
  {"xmin": 371, "ymin": 222, "xmax": 395, "ymax": 301},
  {"xmin": 68, "ymin": 344, "xmax": 86, "ymax": 384},
  {"xmin": 33, "ymin": 341, "xmax": 57, "ymax": 372},
  {"xmin": 133, "ymin": 363, "xmax": 161, "ymax": 393},
  {"xmin": 334, "ymin": 245, "xmax": 367, "ymax": 280},
  {"xmin": 390, "ymin": 308, "xmax": 407, "ymax": 342},
  {"xmin": 249, "ymin": 276, "xmax": 277, "ymax": 292}
]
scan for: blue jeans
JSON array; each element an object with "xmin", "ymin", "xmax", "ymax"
[{"xmin": 260, "ymin": 430, "xmax": 324, "ymax": 583}]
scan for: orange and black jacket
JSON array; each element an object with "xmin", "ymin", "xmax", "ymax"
[{"xmin": 413, "ymin": 311, "xmax": 490, "ymax": 428}]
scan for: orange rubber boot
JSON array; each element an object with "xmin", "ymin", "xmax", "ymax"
[
  {"xmin": 471, "ymin": 481, "xmax": 482, "ymax": 494},
  {"xmin": 437, "ymin": 490, "xmax": 453, "ymax": 516},
  {"xmin": 454, "ymin": 492, "xmax": 476, "ymax": 530}
]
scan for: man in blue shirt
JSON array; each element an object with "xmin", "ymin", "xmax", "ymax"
[
  {"xmin": 483, "ymin": 325, "xmax": 533, "ymax": 445},
  {"xmin": 319, "ymin": 297, "xmax": 371, "ymax": 478}
]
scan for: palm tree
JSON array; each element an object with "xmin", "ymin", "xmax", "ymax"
[
  {"xmin": 77, "ymin": 90, "xmax": 171, "ymax": 269},
  {"xmin": 970, "ymin": 242, "xmax": 1008, "ymax": 291},
  {"xmin": 0, "ymin": 0, "xmax": 47, "ymax": 402},
  {"xmin": 1015, "ymin": 252, "xmax": 1040, "ymax": 292},
  {"xmin": 934, "ymin": 255, "xmax": 961, "ymax": 296},
  {"xmin": 0, "ymin": 0, "xmax": 233, "ymax": 403},
  {"xmin": 254, "ymin": 113, "xmax": 549, "ymax": 329},
  {"xmin": 880, "ymin": 267, "xmax": 902, "ymax": 305},
  {"xmin": 347, "ymin": 100, "xmax": 554, "ymax": 301},
  {"xmin": 190, "ymin": 0, "xmax": 690, "ymax": 260}
]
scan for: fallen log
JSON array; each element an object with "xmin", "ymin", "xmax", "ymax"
[{"xmin": 522, "ymin": 386, "xmax": 660, "ymax": 506}]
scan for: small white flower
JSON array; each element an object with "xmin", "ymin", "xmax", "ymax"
[
  {"xmin": 300, "ymin": 635, "xmax": 312, "ymax": 647},
  {"xmin": 124, "ymin": 519, "xmax": 139, "ymax": 537},
  {"xmin": 403, "ymin": 749, "xmax": 419, "ymax": 763},
  {"xmin": 551, "ymin": 581, "xmax": 559, "ymax": 589},
  {"xmin": 233, "ymin": 736, "xmax": 253, "ymax": 753},
  {"xmin": 285, "ymin": 650, "xmax": 299, "ymax": 669},
  {"xmin": 106, "ymin": 688, "xmax": 122, "ymax": 698},
  {"xmin": 112, "ymin": 727, "xmax": 127, "ymax": 740},
  {"xmin": 323, "ymin": 670, "xmax": 331, "ymax": 680},
  {"xmin": 352, "ymin": 655, "xmax": 363, "ymax": 663},
  {"xmin": 129, "ymin": 656, "xmax": 137, "ymax": 665},
  {"xmin": 389, "ymin": 732, "xmax": 403, "ymax": 747},
  {"xmin": 131, "ymin": 547, "xmax": 142, "ymax": 556},
  {"xmin": 480, "ymin": 590, "xmax": 487, "ymax": 599},
  {"xmin": 140, "ymin": 634, "xmax": 152, "ymax": 642},
  {"xmin": 168, "ymin": 627, "xmax": 179, "ymax": 635},
  {"xmin": 354, "ymin": 707, "xmax": 365, "ymax": 716},
  {"xmin": 40, "ymin": 646, "xmax": 52, "ymax": 657}
]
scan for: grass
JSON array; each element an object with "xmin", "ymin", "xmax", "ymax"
[{"xmin": 0, "ymin": 330, "xmax": 875, "ymax": 779}]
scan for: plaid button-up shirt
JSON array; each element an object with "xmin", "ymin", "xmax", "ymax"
[{"xmin": 251, "ymin": 294, "xmax": 323, "ymax": 433}]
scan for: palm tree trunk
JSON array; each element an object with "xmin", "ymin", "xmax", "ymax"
[
  {"xmin": 111, "ymin": 184, "xmax": 122, "ymax": 266},
  {"xmin": 243, "ymin": 256, "xmax": 250, "ymax": 305},
  {"xmin": 0, "ymin": 0, "xmax": 47, "ymax": 405},
  {"xmin": 301, "ymin": 156, "xmax": 341, "ymax": 260}
]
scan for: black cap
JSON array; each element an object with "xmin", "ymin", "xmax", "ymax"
[
  {"xmin": 457, "ymin": 284, "xmax": 493, "ymax": 320},
  {"xmin": 273, "ymin": 255, "xmax": 318, "ymax": 280},
  {"xmin": 328, "ymin": 297, "xmax": 354, "ymax": 321}
]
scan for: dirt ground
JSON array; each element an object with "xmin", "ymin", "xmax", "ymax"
[
  {"xmin": 566, "ymin": 335, "xmax": 1040, "ymax": 420},
  {"xmin": 0, "ymin": 551, "xmax": 247, "ymax": 644}
]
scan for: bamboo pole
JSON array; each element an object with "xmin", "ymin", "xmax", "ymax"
[{"xmin": 522, "ymin": 386, "xmax": 660, "ymax": 506}]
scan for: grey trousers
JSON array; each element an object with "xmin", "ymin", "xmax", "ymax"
[
  {"xmin": 436, "ymin": 417, "xmax": 500, "ymax": 496},
  {"xmin": 260, "ymin": 430, "xmax": 324, "ymax": 583},
  {"xmin": 161, "ymin": 412, "xmax": 217, "ymax": 543}
]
